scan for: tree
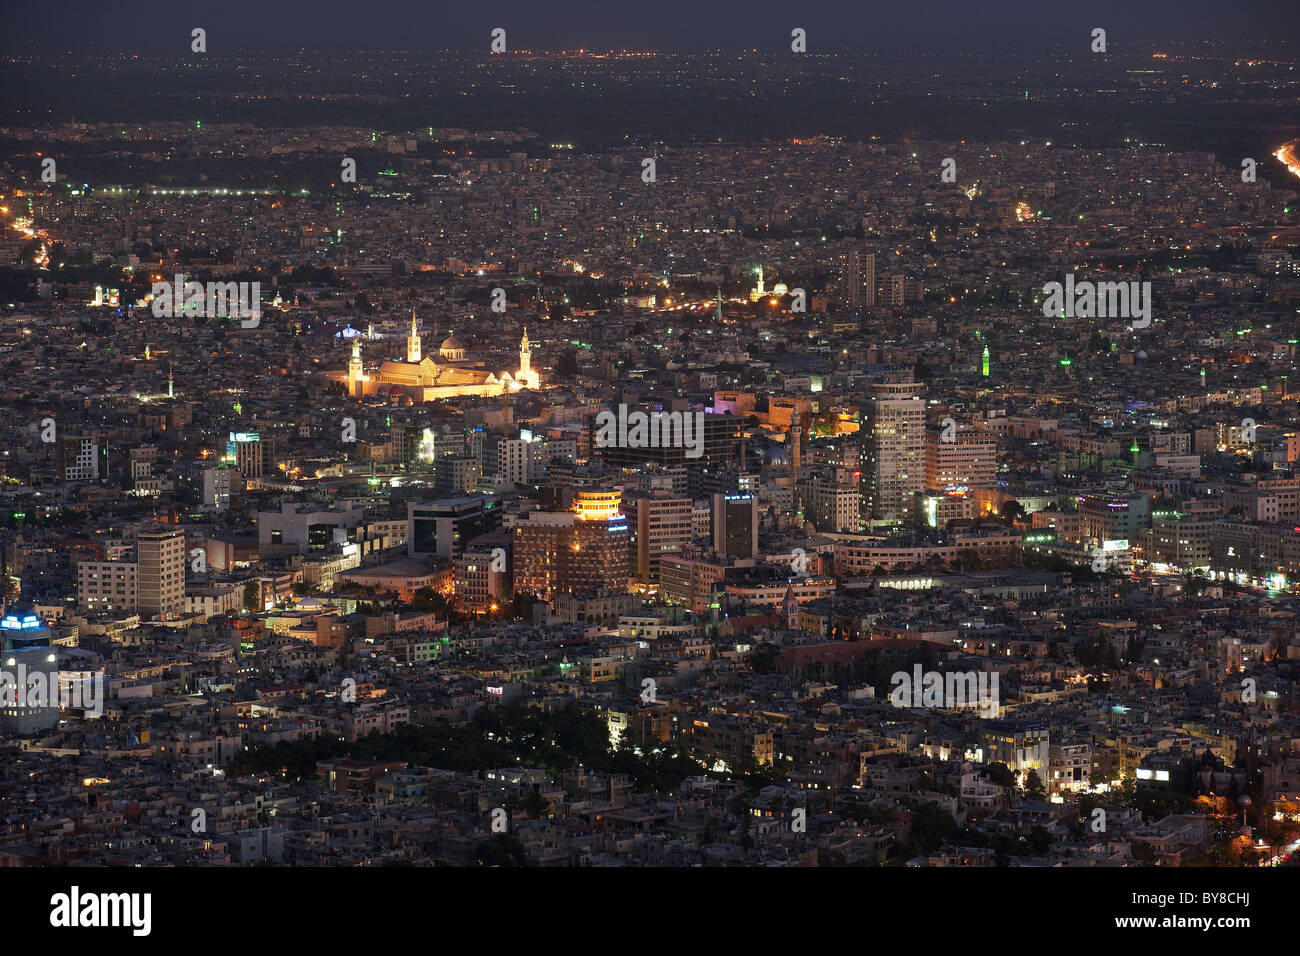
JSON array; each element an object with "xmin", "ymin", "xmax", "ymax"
[
  {"xmin": 554, "ymin": 349, "xmax": 579, "ymax": 379},
  {"xmin": 522, "ymin": 788, "xmax": 551, "ymax": 820},
  {"xmin": 511, "ymin": 590, "xmax": 539, "ymax": 621},
  {"xmin": 475, "ymin": 834, "xmax": 528, "ymax": 867},
  {"xmin": 985, "ymin": 762, "xmax": 1017, "ymax": 790},
  {"xmin": 999, "ymin": 500, "xmax": 1026, "ymax": 524},
  {"xmin": 1028, "ymin": 824, "xmax": 1053, "ymax": 854},
  {"xmin": 1023, "ymin": 769, "xmax": 1047, "ymax": 802},
  {"xmin": 750, "ymin": 642, "xmax": 780, "ymax": 675},
  {"xmin": 243, "ymin": 581, "xmax": 260, "ymax": 612}
]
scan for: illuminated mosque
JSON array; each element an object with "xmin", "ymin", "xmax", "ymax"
[{"xmin": 330, "ymin": 311, "xmax": 541, "ymax": 401}]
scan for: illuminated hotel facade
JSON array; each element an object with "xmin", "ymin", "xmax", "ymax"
[{"xmin": 513, "ymin": 491, "xmax": 629, "ymax": 598}]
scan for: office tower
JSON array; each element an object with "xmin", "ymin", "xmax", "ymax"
[
  {"xmin": 0, "ymin": 604, "xmax": 60, "ymax": 735},
  {"xmin": 229, "ymin": 432, "xmax": 263, "ymax": 479},
  {"xmin": 627, "ymin": 492, "xmax": 694, "ymax": 585},
  {"xmin": 407, "ymin": 495, "xmax": 501, "ymax": 560},
  {"xmin": 861, "ymin": 381, "xmax": 926, "ymax": 525},
  {"xmin": 590, "ymin": 406, "xmax": 742, "ymax": 468},
  {"xmin": 136, "ymin": 529, "xmax": 186, "ymax": 619},
  {"xmin": 875, "ymin": 274, "xmax": 923, "ymax": 307},
  {"xmin": 711, "ymin": 493, "xmax": 758, "ymax": 558},
  {"xmin": 177, "ymin": 459, "xmax": 232, "ymax": 510}
]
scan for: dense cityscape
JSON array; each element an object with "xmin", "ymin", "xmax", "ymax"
[{"xmin": 1, "ymin": 7, "xmax": 1299, "ymax": 906}]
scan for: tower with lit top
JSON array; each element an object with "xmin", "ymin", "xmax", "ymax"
[
  {"xmin": 0, "ymin": 602, "xmax": 59, "ymax": 735},
  {"xmin": 348, "ymin": 339, "xmax": 365, "ymax": 397},
  {"xmin": 517, "ymin": 327, "xmax": 539, "ymax": 389},
  {"xmin": 407, "ymin": 308, "xmax": 422, "ymax": 363},
  {"xmin": 982, "ymin": 345, "xmax": 990, "ymax": 377}
]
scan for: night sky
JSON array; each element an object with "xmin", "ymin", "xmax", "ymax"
[{"xmin": 4, "ymin": 0, "xmax": 1297, "ymax": 53}]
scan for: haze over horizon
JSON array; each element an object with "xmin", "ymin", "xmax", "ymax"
[{"xmin": 3, "ymin": 0, "xmax": 1297, "ymax": 54}]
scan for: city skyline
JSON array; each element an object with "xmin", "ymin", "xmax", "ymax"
[{"xmin": 0, "ymin": 4, "xmax": 1297, "ymax": 925}]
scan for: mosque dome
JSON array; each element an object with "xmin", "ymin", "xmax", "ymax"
[
  {"xmin": 440, "ymin": 333, "xmax": 467, "ymax": 360},
  {"xmin": 763, "ymin": 445, "xmax": 790, "ymax": 466}
]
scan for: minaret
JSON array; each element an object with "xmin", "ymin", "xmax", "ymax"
[
  {"xmin": 407, "ymin": 308, "xmax": 422, "ymax": 363},
  {"xmin": 167, "ymin": 365, "xmax": 174, "ymax": 399},
  {"xmin": 792, "ymin": 412, "xmax": 809, "ymax": 479},
  {"xmin": 519, "ymin": 326, "xmax": 532, "ymax": 386},
  {"xmin": 348, "ymin": 339, "xmax": 364, "ymax": 397},
  {"xmin": 982, "ymin": 344, "xmax": 990, "ymax": 377}
]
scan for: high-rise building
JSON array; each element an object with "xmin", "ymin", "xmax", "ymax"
[
  {"xmin": 57, "ymin": 435, "xmax": 102, "ymax": 482},
  {"xmin": 136, "ymin": 529, "xmax": 186, "ymax": 619},
  {"xmin": 389, "ymin": 422, "xmax": 420, "ymax": 463},
  {"xmin": 627, "ymin": 492, "xmax": 694, "ymax": 585},
  {"xmin": 486, "ymin": 436, "xmax": 531, "ymax": 487},
  {"xmin": 453, "ymin": 532, "xmax": 511, "ymax": 612},
  {"xmin": 876, "ymin": 274, "xmax": 923, "ymax": 307},
  {"xmin": 846, "ymin": 251, "xmax": 876, "ymax": 309},
  {"xmin": 434, "ymin": 456, "xmax": 483, "ymax": 496},
  {"xmin": 925, "ymin": 426, "xmax": 999, "ymax": 491},
  {"xmin": 177, "ymin": 459, "xmax": 233, "ymax": 510},
  {"xmin": 797, "ymin": 468, "xmax": 861, "ymax": 532},
  {"xmin": 589, "ymin": 406, "xmax": 742, "ymax": 468},
  {"xmin": 861, "ymin": 380, "xmax": 926, "ymax": 525},
  {"xmin": 229, "ymin": 432, "xmax": 263, "ymax": 479},
  {"xmin": 513, "ymin": 491, "xmax": 629, "ymax": 598},
  {"xmin": 408, "ymin": 495, "xmax": 501, "ymax": 560},
  {"xmin": 0, "ymin": 604, "xmax": 60, "ymax": 735},
  {"xmin": 712, "ymin": 493, "xmax": 758, "ymax": 558}
]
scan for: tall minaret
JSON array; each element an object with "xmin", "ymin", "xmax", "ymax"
[
  {"xmin": 348, "ymin": 339, "xmax": 364, "ymax": 397},
  {"xmin": 407, "ymin": 308, "xmax": 422, "ymax": 363},
  {"xmin": 790, "ymin": 414, "xmax": 803, "ymax": 478},
  {"xmin": 167, "ymin": 365, "xmax": 174, "ymax": 399},
  {"xmin": 519, "ymin": 326, "xmax": 532, "ymax": 384}
]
